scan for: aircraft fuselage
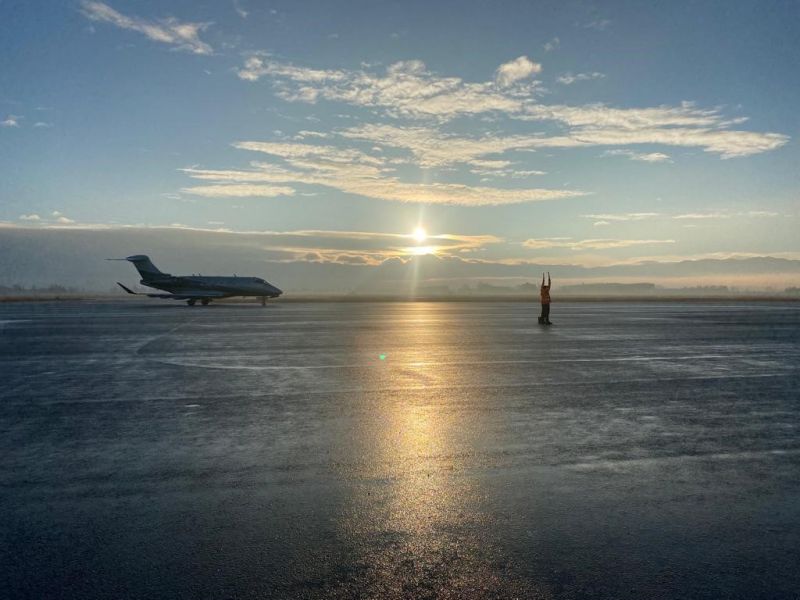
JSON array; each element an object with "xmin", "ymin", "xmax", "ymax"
[
  {"xmin": 113, "ymin": 255, "xmax": 282, "ymax": 304},
  {"xmin": 143, "ymin": 274, "xmax": 282, "ymax": 298}
]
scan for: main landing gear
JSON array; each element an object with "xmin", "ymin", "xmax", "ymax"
[
  {"xmin": 186, "ymin": 299, "xmax": 212, "ymax": 306},
  {"xmin": 260, "ymin": 296, "xmax": 266, "ymax": 307}
]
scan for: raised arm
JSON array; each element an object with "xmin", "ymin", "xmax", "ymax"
[
  {"xmin": 547, "ymin": 272, "xmax": 551, "ymax": 287},
  {"xmin": 541, "ymin": 272, "xmax": 545, "ymax": 287}
]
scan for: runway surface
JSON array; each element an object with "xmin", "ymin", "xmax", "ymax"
[{"xmin": 1, "ymin": 300, "xmax": 799, "ymax": 599}]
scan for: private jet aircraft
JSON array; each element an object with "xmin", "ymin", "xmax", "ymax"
[{"xmin": 112, "ymin": 255, "xmax": 282, "ymax": 306}]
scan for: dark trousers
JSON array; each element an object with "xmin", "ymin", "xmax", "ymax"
[{"xmin": 540, "ymin": 303, "xmax": 550, "ymax": 322}]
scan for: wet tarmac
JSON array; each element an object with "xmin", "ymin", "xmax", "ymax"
[{"xmin": 1, "ymin": 300, "xmax": 799, "ymax": 599}]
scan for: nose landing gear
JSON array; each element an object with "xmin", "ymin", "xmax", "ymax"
[{"xmin": 260, "ymin": 296, "xmax": 266, "ymax": 307}]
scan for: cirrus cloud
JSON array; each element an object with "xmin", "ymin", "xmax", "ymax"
[
  {"xmin": 181, "ymin": 184, "xmax": 296, "ymax": 198},
  {"xmin": 523, "ymin": 237, "xmax": 675, "ymax": 250},
  {"xmin": 237, "ymin": 55, "xmax": 787, "ymax": 159},
  {"xmin": 181, "ymin": 140, "xmax": 585, "ymax": 206},
  {"xmin": 557, "ymin": 72, "xmax": 605, "ymax": 85},
  {"xmin": 80, "ymin": 1, "xmax": 213, "ymax": 55},
  {"xmin": 237, "ymin": 56, "xmax": 541, "ymax": 119}
]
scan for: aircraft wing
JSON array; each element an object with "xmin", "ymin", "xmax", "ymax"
[{"xmin": 117, "ymin": 282, "xmax": 229, "ymax": 300}]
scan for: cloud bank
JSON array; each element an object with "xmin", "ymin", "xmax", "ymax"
[{"xmin": 2, "ymin": 226, "xmax": 799, "ymax": 292}]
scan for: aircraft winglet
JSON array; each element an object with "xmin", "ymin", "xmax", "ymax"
[{"xmin": 117, "ymin": 282, "xmax": 138, "ymax": 295}]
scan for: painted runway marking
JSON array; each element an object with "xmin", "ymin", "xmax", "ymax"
[
  {"xmin": 565, "ymin": 448, "xmax": 800, "ymax": 470},
  {"xmin": 134, "ymin": 318, "xmax": 200, "ymax": 355},
  {"xmin": 27, "ymin": 372, "xmax": 790, "ymax": 405},
  {"xmin": 146, "ymin": 353, "xmax": 796, "ymax": 371}
]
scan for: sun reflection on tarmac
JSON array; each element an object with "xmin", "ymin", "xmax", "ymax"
[{"xmin": 326, "ymin": 302, "xmax": 543, "ymax": 598}]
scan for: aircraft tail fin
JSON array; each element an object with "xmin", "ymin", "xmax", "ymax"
[{"xmin": 124, "ymin": 255, "xmax": 166, "ymax": 280}]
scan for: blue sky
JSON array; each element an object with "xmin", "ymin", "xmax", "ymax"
[{"xmin": 1, "ymin": 0, "xmax": 798, "ymax": 290}]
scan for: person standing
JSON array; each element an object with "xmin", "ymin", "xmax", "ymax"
[{"xmin": 539, "ymin": 272, "xmax": 552, "ymax": 325}]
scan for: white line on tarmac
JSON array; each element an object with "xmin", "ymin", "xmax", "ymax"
[{"xmin": 146, "ymin": 353, "xmax": 795, "ymax": 371}]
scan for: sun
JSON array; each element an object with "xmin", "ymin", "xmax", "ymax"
[{"xmin": 413, "ymin": 227, "xmax": 427, "ymax": 243}]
